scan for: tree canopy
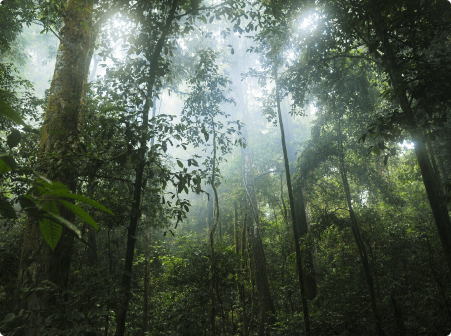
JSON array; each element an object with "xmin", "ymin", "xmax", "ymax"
[{"xmin": 1, "ymin": 0, "xmax": 451, "ymax": 335}]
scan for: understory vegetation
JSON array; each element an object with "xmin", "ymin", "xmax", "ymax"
[{"xmin": 1, "ymin": 0, "xmax": 451, "ymax": 335}]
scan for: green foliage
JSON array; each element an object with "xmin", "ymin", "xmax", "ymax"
[
  {"xmin": 19, "ymin": 177, "xmax": 113, "ymax": 250},
  {"xmin": 181, "ymin": 48, "xmax": 244, "ymax": 185},
  {"xmin": 2, "ymin": 0, "xmax": 451, "ymax": 335},
  {"xmin": 0, "ymin": 0, "xmax": 36, "ymax": 52},
  {"xmin": 0, "ymin": 66, "xmax": 112, "ymax": 250},
  {"xmin": 149, "ymin": 234, "xmax": 242, "ymax": 336}
]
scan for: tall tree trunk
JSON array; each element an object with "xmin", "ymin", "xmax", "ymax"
[
  {"xmin": 369, "ymin": 0, "xmax": 451, "ymax": 273},
  {"xmin": 280, "ymin": 99, "xmax": 317, "ymax": 301},
  {"xmin": 240, "ymin": 212, "xmax": 249, "ymax": 336},
  {"xmin": 230, "ymin": 52, "xmax": 275, "ymax": 334},
  {"xmin": 115, "ymin": 1, "xmax": 178, "ymax": 334},
  {"xmin": 207, "ymin": 186, "xmax": 214, "ymax": 229},
  {"xmin": 336, "ymin": 115, "xmax": 386, "ymax": 336},
  {"xmin": 390, "ymin": 293, "xmax": 406, "ymax": 336},
  {"xmin": 142, "ymin": 230, "xmax": 151, "ymax": 336},
  {"xmin": 234, "ymin": 203, "xmax": 239, "ymax": 254},
  {"xmin": 209, "ymin": 126, "xmax": 220, "ymax": 336},
  {"xmin": 241, "ymin": 123, "xmax": 276, "ymax": 336},
  {"xmin": 275, "ymin": 72, "xmax": 311, "ymax": 336},
  {"xmin": 14, "ymin": 1, "xmax": 94, "ymax": 334}
]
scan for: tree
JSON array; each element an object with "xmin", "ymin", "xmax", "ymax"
[
  {"xmin": 14, "ymin": 0, "xmax": 96, "ymax": 334},
  {"xmin": 285, "ymin": 0, "xmax": 451, "ymax": 272},
  {"xmin": 181, "ymin": 47, "xmax": 242, "ymax": 335}
]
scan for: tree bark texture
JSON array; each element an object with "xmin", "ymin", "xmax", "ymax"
[
  {"xmin": 115, "ymin": 1, "xmax": 178, "ymax": 335},
  {"xmin": 275, "ymin": 74, "xmax": 311, "ymax": 336},
  {"xmin": 14, "ymin": 1, "xmax": 94, "ymax": 334}
]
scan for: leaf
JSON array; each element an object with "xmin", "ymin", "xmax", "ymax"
[
  {"xmin": 40, "ymin": 217, "xmax": 62, "ymax": 250},
  {"xmin": 41, "ymin": 212, "xmax": 82, "ymax": 240},
  {"xmin": 40, "ymin": 201, "xmax": 62, "ymax": 250},
  {"xmin": 177, "ymin": 180, "xmax": 184, "ymax": 194},
  {"xmin": 19, "ymin": 195, "xmax": 38, "ymax": 215},
  {"xmin": 231, "ymin": 48, "xmax": 234, "ymax": 55},
  {"xmin": 201, "ymin": 127, "xmax": 209, "ymax": 142},
  {"xmin": 55, "ymin": 193, "xmax": 114, "ymax": 215},
  {"xmin": 37, "ymin": 180, "xmax": 70, "ymax": 194},
  {"xmin": 0, "ymin": 198, "xmax": 17, "ymax": 219},
  {"xmin": 2, "ymin": 313, "xmax": 16, "ymax": 324},
  {"xmin": 7, "ymin": 129, "xmax": 21, "ymax": 149},
  {"xmin": 0, "ymin": 100, "xmax": 24, "ymax": 125},
  {"xmin": 22, "ymin": 125, "xmax": 40, "ymax": 135},
  {"xmin": 56, "ymin": 199, "xmax": 99, "ymax": 230},
  {"xmin": 0, "ymin": 154, "xmax": 17, "ymax": 173},
  {"xmin": 177, "ymin": 160, "xmax": 183, "ymax": 168}
]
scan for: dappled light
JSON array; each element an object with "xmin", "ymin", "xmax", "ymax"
[{"xmin": 1, "ymin": 0, "xmax": 451, "ymax": 335}]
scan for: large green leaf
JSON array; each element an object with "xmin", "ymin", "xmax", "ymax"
[
  {"xmin": 41, "ymin": 212, "xmax": 82, "ymax": 240},
  {"xmin": 55, "ymin": 193, "xmax": 114, "ymax": 215},
  {"xmin": 36, "ymin": 180, "xmax": 71, "ymax": 196},
  {"xmin": 56, "ymin": 199, "xmax": 99, "ymax": 230},
  {"xmin": 39, "ymin": 201, "xmax": 62, "ymax": 250},
  {"xmin": 40, "ymin": 217, "xmax": 62, "ymax": 250}
]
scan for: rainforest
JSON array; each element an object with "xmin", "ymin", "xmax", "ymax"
[{"xmin": 1, "ymin": 0, "xmax": 451, "ymax": 335}]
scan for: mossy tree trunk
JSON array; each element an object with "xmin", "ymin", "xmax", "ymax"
[{"xmin": 14, "ymin": 1, "xmax": 94, "ymax": 334}]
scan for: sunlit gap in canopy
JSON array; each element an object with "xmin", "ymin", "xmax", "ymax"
[
  {"xmin": 298, "ymin": 12, "xmax": 319, "ymax": 31},
  {"xmin": 91, "ymin": 14, "xmax": 132, "ymax": 80},
  {"xmin": 284, "ymin": 11, "xmax": 320, "ymax": 65},
  {"xmin": 398, "ymin": 140, "xmax": 415, "ymax": 156}
]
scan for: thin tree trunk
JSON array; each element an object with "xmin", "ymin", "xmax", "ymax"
[
  {"xmin": 142, "ymin": 231, "xmax": 151, "ymax": 336},
  {"xmin": 275, "ymin": 72, "xmax": 311, "ymax": 336},
  {"xmin": 241, "ymin": 209, "xmax": 249, "ymax": 336},
  {"xmin": 14, "ymin": 1, "xmax": 94, "ymax": 334},
  {"xmin": 241, "ymin": 123, "xmax": 276, "ymax": 336},
  {"xmin": 207, "ymin": 187, "xmax": 214, "ymax": 229},
  {"xmin": 104, "ymin": 228, "xmax": 113, "ymax": 336},
  {"xmin": 426, "ymin": 136, "xmax": 444, "ymax": 190},
  {"xmin": 85, "ymin": 177, "xmax": 99, "ymax": 267},
  {"xmin": 280, "ymin": 172, "xmax": 289, "ymax": 224},
  {"xmin": 209, "ymin": 126, "xmax": 220, "ymax": 336},
  {"xmin": 234, "ymin": 203, "xmax": 239, "ymax": 254},
  {"xmin": 280, "ymin": 94, "xmax": 316, "ymax": 300},
  {"xmin": 115, "ymin": 1, "xmax": 178, "ymax": 334},
  {"xmin": 336, "ymin": 115, "xmax": 386, "ymax": 336},
  {"xmin": 369, "ymin": 0, "xmax": 451, "ymax": 273},
  {"xmin": 390, "ymin": 293, "xmax": 406, "ymax": 336}
]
